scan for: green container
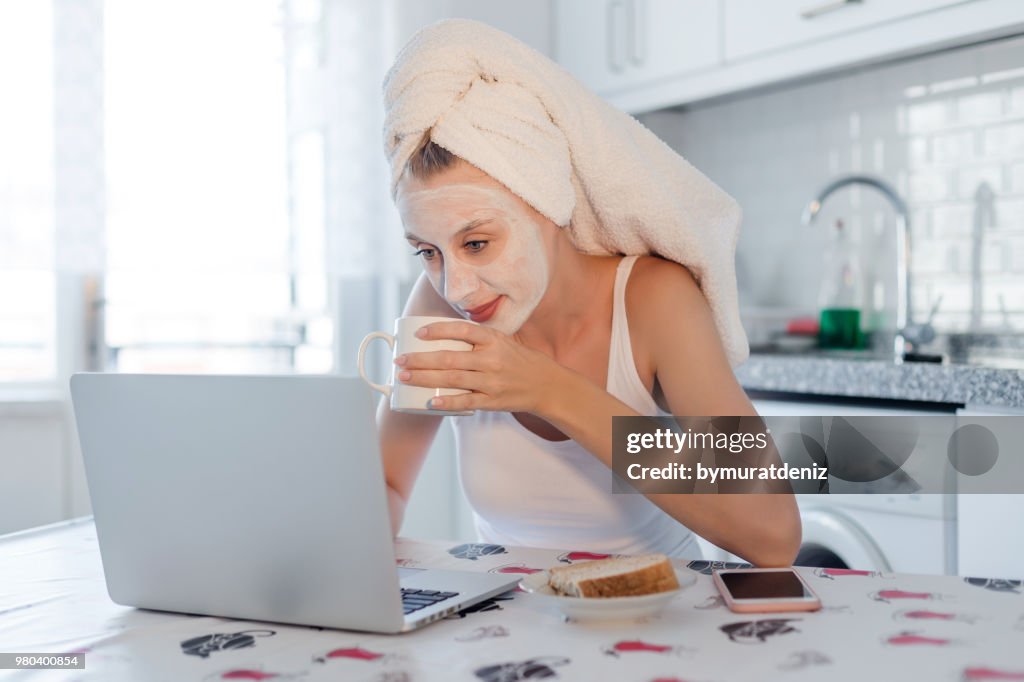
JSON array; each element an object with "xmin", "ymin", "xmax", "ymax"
[{"xmin": 819, "ymin": 308, "xmax": 862, "ymax": 349}]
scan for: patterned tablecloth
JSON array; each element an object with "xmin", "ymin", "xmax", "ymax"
[{"xmin": 2, "ymin": 517, "xmax": 1023, "ymax": 681}]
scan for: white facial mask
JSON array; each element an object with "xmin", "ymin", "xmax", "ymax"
[{"xmin": 398, "ymin": 183, "xmax": 550, "ymax": 335}]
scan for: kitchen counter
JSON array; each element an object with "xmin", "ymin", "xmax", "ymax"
[
  {"xmin": 3, "ymin": 518, "xmax": 1024, "ymax": 681},
  {"xmin": 736, "ymin": 353, "xmax": 1024, "ymax": 409}
]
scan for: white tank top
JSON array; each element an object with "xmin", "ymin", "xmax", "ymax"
[{"xmin": 452, "ymin": 256, "xmax": 702, "ymax": 559}]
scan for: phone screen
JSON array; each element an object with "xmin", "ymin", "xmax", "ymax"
[{"xmin": 718, "ymin": 570, "xmax": 810, "ymax": 600}]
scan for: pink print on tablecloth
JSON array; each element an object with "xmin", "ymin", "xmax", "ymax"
[
  {"xmin": 720, "ymin": 619, "xmax": 802, "ymax": 644},
  {"xmin": 962, "ymin": 666, "xmax": 1024, "ymax": 680},
  {"xmin": 815, "ymin": 567, "xmax": 883, "ymax": 580},
  {"xmin": 871, "ymin": 589, "xmax": 948, "ymax": 603},
  {"xmin": 885, "ymin": 631, "xmax": 954, "ymax": 646},
  {"xmin": 557, "ymin": 551, "xmax": 612, "ymax": 564},
  {"xmin": 313, "ymin": 646, "xmax": 390, "ymax": 664},
  {"xmin": 601, "ymin": 639, "xmax": 688, "ymax": 658},
  {"xmin": 895, "ymin": 609, "xmax": 977, "ymax": 624},
  {"xmin": 490, "ymin": 564, "xmax": 543, "ymax": 575},
  {"xmin": 206, "ymin": 669, "xmax": 307, "ymax": 681}
]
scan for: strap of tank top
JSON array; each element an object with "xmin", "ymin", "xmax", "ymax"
[{"xmin": 607, "ymin": 256, "xmax": 640, "ymax": 390}]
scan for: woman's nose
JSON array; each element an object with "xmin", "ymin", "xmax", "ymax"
[{"xmin": 443, "ymin": 261, "xmax": 480, "ymax": 305}]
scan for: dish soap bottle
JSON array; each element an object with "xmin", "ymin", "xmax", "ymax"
[{"xmin": 818, "ymin": 219, "xmax": 863, "ymax": 349}]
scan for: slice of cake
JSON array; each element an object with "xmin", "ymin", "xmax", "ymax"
[{"xmin": 547, "ymin": 554, "xmax": 680, "ymax": 598}]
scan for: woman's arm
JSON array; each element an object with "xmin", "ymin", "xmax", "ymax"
[
  {"xmin": 542, "ymin": 258, "xmax": 801, "ymax": 566},
  {"xmin": 377, "ymin": 273, "xmax": 459, "ymax": 535},
  {"xmin": 397, "ymin": 261, "xmax": 801, "ymax": 564}
]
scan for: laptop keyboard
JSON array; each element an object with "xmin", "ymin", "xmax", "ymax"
[{"xmin": 401, "ymin": 588, "xmax": 459, "ymax": 615}]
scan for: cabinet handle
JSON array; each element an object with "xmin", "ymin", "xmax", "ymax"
[
  {"xmin": 800, "ymin": 0, "xmax": 863, "ymax": 20},
  {"xmin": 607, "ymin": 0, "xmax": 627, "ymax": 73},
  {"xmin": 627, "ymin": 0, "xmax": 646, "ymax": 67}
]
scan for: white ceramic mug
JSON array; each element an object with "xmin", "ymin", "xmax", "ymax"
[{"xmin": 357, "ymin": 316, "xmax": 475, "ymax": 416}]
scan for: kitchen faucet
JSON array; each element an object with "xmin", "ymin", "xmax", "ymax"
[{"xmin": 801, "ymin": 174, "xmax": 934, "ymax": 363}]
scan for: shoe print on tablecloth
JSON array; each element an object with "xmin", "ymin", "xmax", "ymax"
[
  {"xmin": 720, "ymin": 619, "xmax": 802, "ymax": 644},
  {"xmin": 778, "ymin": 649, "xmax": 832, "ymax": 671},
  {"xmin": 181, "ymin": 630, "xmax": 276, "ymax": 659},
  {"xmin": 473, "ymin": 656, "xmax": 570, "ymax": 681},
  {"xmin": 694, "ymin": 594, "xmax": 726, "ymax": 610},
  {"xmin": 964, "ymin": 577, "xmax": 1023, "ymax": 594},
  {"xmin": 447, "ymin": 594, "xmax": 515, "ymax": 620},
  {"xmin": 686, "ymin": 560, "xmax": 752, "ymax": 575},
  {"xmin": 456, "ymin": 625, "xmax": 510, "ymax": 642},
  {"xmin": 448, "ymin": 543, "xmax": 508, "ymax": 561}
]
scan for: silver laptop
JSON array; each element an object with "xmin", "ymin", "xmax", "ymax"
[{"xmin": 69, "ymin": 373, "xmax": 518, "ymax": 633}]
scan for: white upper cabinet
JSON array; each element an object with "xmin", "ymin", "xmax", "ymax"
[
  {"xmin": 555, "ymin": 0, "xmax": 721, "ymax": 94},
  {"xmin": 724, "ymin": 0, "xmax": 973, "ymax": 62},
  {"xmin": 553, "ymin": 0, "xmax": 1024, "ymax": 113}
]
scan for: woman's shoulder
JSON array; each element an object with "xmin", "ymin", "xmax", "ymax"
[
  {"xmin": 625, "ymin": 256, "xmax": 704, "ymax": 314},
  {"xmin": 624, "ymin": 255, "xmax": 715, "ymax": 350}
]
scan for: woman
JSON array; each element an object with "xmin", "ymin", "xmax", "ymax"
[{"xmin": 377, "ymin": 20, "xmax": 800, "ymax": 565}]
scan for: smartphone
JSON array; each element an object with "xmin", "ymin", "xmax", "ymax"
[{"xmin": 712, "ymin": 568, "xmax": 822, "ymax": 613}]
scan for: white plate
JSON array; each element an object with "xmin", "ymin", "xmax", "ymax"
[{"xmin": 519, "ymin": 568, "xmax": 697, "ymax": 622}]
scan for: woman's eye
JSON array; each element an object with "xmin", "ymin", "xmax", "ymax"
[
  {"xmin": 413, "ymin": 247, "xmax": 437, "ymax": 260},
  {"xmin": 465, "ymin": 240, "xmax": 488, "ymax": 252}
]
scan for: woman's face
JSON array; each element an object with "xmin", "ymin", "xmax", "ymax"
[{"xmin": 396, "ymin": 162, "xmax": 552, "ymax": 335}]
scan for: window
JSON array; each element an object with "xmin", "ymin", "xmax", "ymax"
[
  {"xmin": 103, "ymin": 0, "xmax": 331, "ymax": 374},
  {"xmin": 0, "ymin": 1, "xmax": 335, "ymax": 384},
  {"xmin": 0, "ymin": 2, "xmax": 56, "ymax": 382}
]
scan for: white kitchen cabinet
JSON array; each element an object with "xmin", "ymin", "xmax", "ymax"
[
  {"xmin": 555, "ymin": 0, "xmax": 720, "ymax": 94},
  {"xmin": 0, "ymin": 408, "xmax": 68, "ymax": 535},
  {"xmin": 955, "ymin": 405, "xmax": 1024, "ymax": 580},
  {"xmin": 723, "ymin": 0, "xmax": 972, "ymax": 63},
  {"xmin": 554, "ymin": 0, "xmax": 1024, "ymax": 113},
  {"xmin": 393, "ymin": 0, "xmax": 554, "ymax": 58}
]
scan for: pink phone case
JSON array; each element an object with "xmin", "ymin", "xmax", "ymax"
[{"xmin": 712, "ymin": 568, "xmax": 822, "ymax": 613}]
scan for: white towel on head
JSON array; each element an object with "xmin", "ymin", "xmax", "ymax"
[{"xmin": 383, "ymin": 19, "xmax": 749, "ymax": 367}]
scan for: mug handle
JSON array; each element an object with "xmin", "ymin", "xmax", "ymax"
[{"xmin": 357, "ymin": 332, "xmax": 395, "ymax": 397}]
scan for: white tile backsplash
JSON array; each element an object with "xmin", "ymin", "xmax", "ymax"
[{"xmin": 640, "ymin": 33, "xmax": 1024, "ymax": 336}]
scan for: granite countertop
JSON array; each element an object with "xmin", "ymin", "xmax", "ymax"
[{"xmin": 736, "ymin": 353, "xmax": 1024, "ymax": 409}]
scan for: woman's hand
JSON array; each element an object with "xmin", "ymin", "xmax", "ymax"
[{"xmin": 394, "ymin": 321, "xmax": 566, "ymax": 414}]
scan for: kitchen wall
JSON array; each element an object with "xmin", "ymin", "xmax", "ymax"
[{"xmin": 641, "ymin": 34, "xmax": 1024, "ymax": 338}]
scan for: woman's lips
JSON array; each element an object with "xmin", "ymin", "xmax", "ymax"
[{"xmin": 467, "ymin": 297, "xmax": 502, "ymax": 323}]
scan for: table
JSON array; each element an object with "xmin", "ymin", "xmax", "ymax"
[{"xmin": 2, "ymin": 517, "xmax": 1022, "ymax": 681}]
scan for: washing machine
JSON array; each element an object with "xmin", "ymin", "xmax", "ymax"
[{"xmin": 695, "ymin": 397, "xmax": 957, "ymax": 575}]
